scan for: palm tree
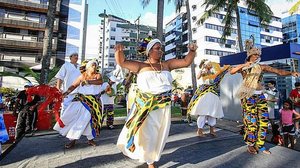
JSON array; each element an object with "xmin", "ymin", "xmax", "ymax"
[
  {"xmin": 172, "ymin": 79, "xmax": 184, "ymax": 93},
  {"xmin": 288, "ymin": 0, "xmax": 300, "ymax": 14},
  {"xmin": 140, "ymin": 0, "xmax": 197, "ymax": 92},
  {"xmin": 198, "ymin": 0, "xmax": 273, "ymax": 51},
  {"xmin": 0, "ymin": 66, "xmax": 60, "ymax": 84},
  {"xmin": 40, "ymin": 0, "xmax": 57, "ymax": 84},
  {"xmin": 140, "ymin": 0, "xmax": 164, "ymax": 41}
]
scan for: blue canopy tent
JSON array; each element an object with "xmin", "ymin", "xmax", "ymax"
[{"xmin": 220, "ymin": 43, "xmax": 300, "ymax": 67}]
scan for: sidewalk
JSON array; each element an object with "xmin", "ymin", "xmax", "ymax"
[{"xmin": 1, "ymin": 119, "xmax": 299, "ymax": 168}]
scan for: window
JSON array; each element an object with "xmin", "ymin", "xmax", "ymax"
[
  {"xmin": 111, "ymin": 27, "xmax": 116, "ymax": 31},
  {"xmin": 192, "ymin": 16, "xmax": 197, "ymax": 22},
  {"xmin": 109, "ymin": 62, "xmax": 115, "ymax": 67},
  {"xmin": 192, "ymin": 5, "xmax": 196, "ymax": 10},
  {"xmin": 110, "ymin": 45, "xmax": 114, "ymax": 49},
  {"xmin": 192, "ymin": 28, "xmax": 197, "ymax": 33},
  {"xmin": 110, "ymin": 36, "xmax": 115, "ymax": 40}
]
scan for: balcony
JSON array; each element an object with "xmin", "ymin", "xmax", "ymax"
[
  {"xmin": 0, "ymin": 12, "xmax": 59, "ymax": 31},
  {"xmin": 0, "ymin": 0, "xmax": 61, "ymax": 13},
  {"xmin": 0, "ymin": 32, "xmax": 57, "ymax": 50}
]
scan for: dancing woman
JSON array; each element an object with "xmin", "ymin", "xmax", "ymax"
[
  {"xmin": 230, "ymin": 42, "xmax": 300, "ymax": 154},
  {"xmin": 188, "ymin": 60, "xmax": 230, "ymax": 137},
  {"xmin": 115, "ymin": 39, "xmax": 197, "ymax": 168},
  {"xmin": 54, "ymin": 60, "xmax": 103, "ymax": 149}
]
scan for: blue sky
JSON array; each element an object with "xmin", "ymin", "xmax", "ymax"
[{"xmin": 87, "ymin": 0, "xmax": 176, "ymax": 25}]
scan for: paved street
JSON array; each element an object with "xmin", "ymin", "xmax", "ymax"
[{"xmin": 1, "ymin": 121, "xmax": 300, "ymax": 168}]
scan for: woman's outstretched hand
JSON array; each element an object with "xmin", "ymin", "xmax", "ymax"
[
  {"xmin": 188, "ymin": 43, "xmax": 198, "ymax": 52},
  {"xmin": 292, "ymin": 72, "xmax": 300, "ymax": 77},
  {"xmin": 115, "ymin": 43, "xmax": 124, "ymax": 52}
]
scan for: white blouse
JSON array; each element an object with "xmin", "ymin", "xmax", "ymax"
[{"xmin": 137, "ymin": 71, "xmax": 173, "ymax": 94}]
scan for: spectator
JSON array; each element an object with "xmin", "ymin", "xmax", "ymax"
[
  {"xmin": 265, "ymin": 81, "xmax": 279, "ymax": 126},
  {"xmin": 279, "ymin": 100, "xmax": 300, "ymax": 149},
  {"xmin": 289, "ymin": 82, "xmax": 300, "ymax": 137},
  {"xmin": 0, "ymin": 94, "xmax": 9, "ymax": 154},
  {"xmin": 15, "ymin": 82, "xmax": 41, "ymax": 139}
]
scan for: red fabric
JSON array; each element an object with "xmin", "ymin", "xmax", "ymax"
[
  {"xmin": 289, "ymin": 89, "xmax": 300, "ymax": 107},
  {"xmin": 26, "ymin": 84, "xmax": 64, "ymax": 128}
]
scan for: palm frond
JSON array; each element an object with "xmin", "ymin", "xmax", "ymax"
[
  {"xmin": 289, "ymin": 1, "xmax": 300, "ymax": 15},
  {"xmin": 140, "ymin": 0, "xmax": 151, "ymax": 8},
  {"xmin": 246, "ymin": 0, "xmax": 273, "ymax": 25},
  {"xmin": 0, "ymin": 71, "xmax": 31, "ymax": 82},
  {"xmin": 169, "ymin": 0, "xmax": 185, "ymax": 12},
  {"xmin": 220, "ymin": 2, "xmax": 237, "ymax": 42},
  {"xmin": 197, "ymin": 0, "xmax": 224, "ymax": 25},
  {"xmin": 22, "ymin": 66, "xmax": 41, "ymax": 84},
  {"xmin": 47, "ymin": 66, "xmax": 60, "ymax": 83}
]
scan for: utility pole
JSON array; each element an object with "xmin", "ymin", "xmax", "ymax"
[
  {"xmin": 99, "ymin": 9, "xmax": 107, "ymax": 75},
  {"xmin": 135, "ymin": 15, "xmax": 141, "ymax": 59}
]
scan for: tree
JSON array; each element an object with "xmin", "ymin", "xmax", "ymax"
[
  {"xmin": 172, "ymin": 79, "xmax": 184, "ymax": 93},
  {"xmin": 140, "ymin": 0, "xmax": 197, "ymax": 92},
  {"xmin": 288, "ymin": 0, "xmax": 300, "ymax": 14},
  {"xmin": 40, "ymin": 0, "xmax": 57, "ymax": 84},
  {"xmin": 0, "ymin": 66, "xmax": 60, "ymax": 84},
  {"xmin": 140, "ymin": 0, "xmax": 164, "ymax": 42},
  {"xmin": 198, "ymin": 0, "xmax": 273, "ymax": 51}
]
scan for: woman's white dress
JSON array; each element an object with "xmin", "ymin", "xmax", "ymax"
[
  {"xmin": 189, "ymin": 78, "xmax": 224, "ymax": 119},
  {"xmin": 53, "ymin": 84, "xmax": 101, "ymax": 140},
  {"xmin": 117, "ymin": 71, "xmax": 173, "ymax": 163}
]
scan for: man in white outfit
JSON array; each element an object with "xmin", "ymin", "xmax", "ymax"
[{"xmin": 55, "ymin": 53, "xmax": 81, "ymax": 116}]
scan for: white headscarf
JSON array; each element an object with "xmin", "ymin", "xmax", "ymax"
[
  {"xmin": 146, "ymin": 39, "xmax": 162, "ymax": 56},
  {"xmin": 86, "ymin": 60, "xmax": 98, "ymax": 69}
]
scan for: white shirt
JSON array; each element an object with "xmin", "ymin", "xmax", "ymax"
[
  {"xmin": 55, "ymin": 62, "xmax": 81, "ymax": 94},
  {"xmin": 100, "ymin": 82, "xmax": 117, "ymax": 104}
]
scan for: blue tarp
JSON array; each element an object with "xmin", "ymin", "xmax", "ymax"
[{"xmin": 220, "ymin": 43, "xmax": 300, "ymax": 66}]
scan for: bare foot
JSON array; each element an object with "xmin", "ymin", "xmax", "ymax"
[
  {"xmin": 65, "ymin": 140, "xmax": 76, "ymax": 149},
  {"xmin": 88, "ymin": 140, "xmax": 97, "ymax": 146},
  {"xmin": 148, "ymin": 163, "xmax": 155, "ymax": 168},
  {"xmin": 262, "ymin": 150, "xmax": 271, "ymax": 155},
  {"xmin": 209, "ymin": 126, "xmax": 217, "ymax": 137},
  {"xmin": 197, "ymin": 128, "xmax": 205, "ymax": 137}
]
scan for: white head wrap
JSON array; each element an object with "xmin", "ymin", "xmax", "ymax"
[
  {"xmin": 86, "ymin": 60, "xmax": 98, "ymax": 69},
  {"xmin": 24, "ymin": 82, "xmax": 33, "ymax": 87},
  {"xmin": 146, "ymin": 39, "xmax": 162, "ymax": 56}
]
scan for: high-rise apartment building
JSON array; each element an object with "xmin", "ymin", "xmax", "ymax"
[
  {"xmin": 165, "ymin": 0, "xmax": 283, "ymax": 66},
  {"xmin": 99, "ymin": 14, "xmax": 156, "ymax": 74},
  {"xmin": 0, "ymin": 0, "xmax": 87, "ymax": 88}
]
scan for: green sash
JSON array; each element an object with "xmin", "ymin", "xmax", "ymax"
[{"xmin": 125, "ymin": 89, "xmax": 171, "ymax": 152}]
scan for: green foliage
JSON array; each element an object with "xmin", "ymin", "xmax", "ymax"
[
  {"xmin": 0, "ymin": 87, "xmax": 17, "ymax": 96},
  {"xmin": 0, "ymin": 65, "xmax": 61, "ymax": 84},
  {"xmin": 289, "ymin": 0, "xmax": 300, "ymax": 15},
  {"xmin": 198, "ymin": 0, "xmax": 273, "ymax": 50},
  {"xmin": 172, "ymin": 79, "xmax": 184, "ymax": 93}
]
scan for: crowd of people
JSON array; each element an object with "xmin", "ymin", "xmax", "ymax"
[{"xmin": 2, "ymin": 38, "xmax": 300, "ymax": 167}]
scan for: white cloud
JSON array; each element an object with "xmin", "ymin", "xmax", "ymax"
[
  {"xmin": 267, "ymin": 0, "xmax": 295, "ymax": 17},
  {"xmin": 139, "ymin": 11, "xmax": 177, "ymax": 29},
  {"xmin": 85, "ymin": 24, "xmax": 100, "ymax": 60},
  {"xmin": 140, "ymin": 12, "xmax": 157, "ymax": 27}
]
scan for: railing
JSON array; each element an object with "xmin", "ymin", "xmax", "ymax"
[
  {"xmin": 0, "ymin": 32, "xmax": 57, "ymax": 50},
  {"xmin": 0, "ymin": 0, "xmax": 60, "ymax": 12},
  {"xmin": 0, "ymin": 12, "xmax": 59, "ymax": 30}
]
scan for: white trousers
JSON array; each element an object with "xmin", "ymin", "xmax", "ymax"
[
  {"xmin": 197, "ymin": 115, "xmax": 216, "ymax": 129},
  {"xmin": 61, "ymin": 94, "xmax": 75, "ymax": 116}
]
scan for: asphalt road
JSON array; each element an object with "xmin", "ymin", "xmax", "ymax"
[{"xmin": 1, "ymin": 122, "xmax": 299, "ymax": 168}]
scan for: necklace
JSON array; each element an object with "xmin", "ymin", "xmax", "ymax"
[{"xmin": 148, "ymin": 59, "xmax": 163, "ymax": 73}]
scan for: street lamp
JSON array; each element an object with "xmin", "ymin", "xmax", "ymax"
[{"xmin": 99, "ymin": 9, "xmax": 108, "ymax": 75}]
